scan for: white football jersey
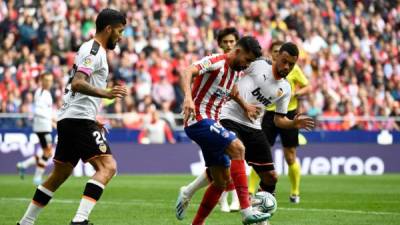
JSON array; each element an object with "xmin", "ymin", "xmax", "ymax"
[
  {"xmin": 33, "ymin": 88, "xmax": 53, "ymax": 132},
  {"xmin": 220, "ymin": 59, "xmax": 291, "ymax": 129},
  {"xmin": 58, "ymin": 39, "xmax": 109, "ymax": 121}
]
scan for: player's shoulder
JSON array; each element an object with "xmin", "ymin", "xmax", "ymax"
[
  {"xmin": 78, "ymin": 40, "xmax": 104, "ymax": 57},
  {"xmin": 245, "ymin": 57, "xmax": 272, "ymax": 75}
]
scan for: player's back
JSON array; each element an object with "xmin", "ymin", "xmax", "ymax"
[
  {"xmin": 189, "ymin": 54, "xmax": 240, "ymax": 125},
  {"xmin": 58, "ymin": 39, "xmax": 108, "ymax": 121},
  {"xmin": 221, "ymin": 59, "xmax": 291, "ymax": 129},
  {"xmin": 33, "ymin": 88, "xmax": 53, "ymax": 132}
]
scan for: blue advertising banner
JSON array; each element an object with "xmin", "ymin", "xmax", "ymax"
[{"xmin": 1, "ymin": 141, "xmax": 399, "ymax": 175}]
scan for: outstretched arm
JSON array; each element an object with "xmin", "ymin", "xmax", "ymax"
[
  {"xmin": 274, "ymin": 113, "xmax": 314, "ymax": 130},
  {"xmin": 180, "ymin": 65, "xmax": 200, "ymax": 124}
]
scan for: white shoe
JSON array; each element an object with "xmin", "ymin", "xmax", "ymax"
[
  {"xmin": 256, "ymin": 220, "xmax": 271, "ymax": 225},
  {"xmin": 289, "ymin": 195, "xmax": 300, "ymax": 204},
  {"xmin": 176, "ymin": 186, "xmax": 191, "ymax": 220}
]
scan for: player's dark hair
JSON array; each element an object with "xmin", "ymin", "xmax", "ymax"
[
  {"xmin": 217, "ymin": 27, "xmax": 240, "ymax": 44},
  {"xmin": 96, "ymin": 8, "xmax": 126, "ymax": 33},
  {"xmin": 270, "ymin": 40, "xmax": 284, "ymax": 51},
  {"xmin": 279, "ymin": 42, "xmax": 299, "ymax": 57},
  {"xmin": 236, "ymin": 36, "xmax": 262, "ymax": 58}
]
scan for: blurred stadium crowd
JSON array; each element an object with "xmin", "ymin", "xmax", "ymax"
[{"xmin": 0, "ymin": 0, "xmax": 399, "ymax": 131}]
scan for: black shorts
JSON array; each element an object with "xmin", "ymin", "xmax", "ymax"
[
  {"xmin": 262, "ymin": 110, "xmax": 299, "ymax": 148},
  {"xmin": 220, "ymin": 119, "xmax": 274, "ymax": 171},
  {"xmin": 36, "ymin": 132, "xmax": 52, "ymax": 149},
  {"xmin": 54, "ymin": 119, "xmax": 111, "ymax": 167}
]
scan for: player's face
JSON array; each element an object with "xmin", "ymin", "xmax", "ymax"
[
  {"xmin": 230, "ymin": 48, "xmax": 256, "ymax": 71},
  {"xmin": 219, "ymin": 34, "xmax": 237, "ymax": 53},
  {"xmin": 42, "ymin": 75, "xmax": 53, "ymax": 90},
  {"xmin": 275, "ymin": 51, "xmax": 297, "ymax": 78},
  {"xmin": 106, "ymin": 24, "xmax": 125, "ymax": 50},
  {"xmin": 270, "ymin": 45, "xmax": 281, "ymax": 62}
]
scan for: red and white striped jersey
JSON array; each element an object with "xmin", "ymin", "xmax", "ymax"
[{"xmin": 187, "ymin": 54, "xmax": 240, "ymax": 126}]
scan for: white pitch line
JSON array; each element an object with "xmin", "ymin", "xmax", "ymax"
[{"xmin": 1, "ymin": 197, "xmax": 400, "ymax": 216}]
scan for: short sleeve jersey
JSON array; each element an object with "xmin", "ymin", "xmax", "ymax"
[
  {"xmin": 220, "ymin": 59, "xmax": 291, "ymax": 129},
  {"xmin": 58, "ymin": 40, "xmax": 108, "ymax": 121}
]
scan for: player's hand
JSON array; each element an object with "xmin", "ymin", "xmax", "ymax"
[
  {"xmin": 293, "ymin": 114, "xmax": 314, "ymax": 131},
  {"xmin": 182, "ymin": 97, "xmax": 195, "ymax": 124},
  {"xmin": 106, "ymin": 85, "xmax": 127, "ymax": 99},
  {"xmin": 96, "ymin": 121, "xmax": 109, "ymax": 134},
  {"xmin": 244, "ymin": 103, "xmax": 262, "ymax": 122}
]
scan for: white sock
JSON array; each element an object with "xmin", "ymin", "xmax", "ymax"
[
  {"xmin": 219, "ymin": 191, "xmax": 228, "ymax": 203},
  {"xmin": 19, "ymin": 185, "xmax": 53, "ymax": 225},
  {"xmin": 231, "ymin": 190, "xmax": 239, "ymax": 204},
  {"xmin": 34, "ymin": 167, "xmax": 45, "ymax": 179},
  {"xmin": 20, "ymin": 156, "xmax": 37, "ymax": 169},
  {"xmin": 72, "ymin": 179, "xmax": 105, "ymax": 223},
  {"xmin": 184, "ymin": 172, "xmax": 209, "ymax": 198}
]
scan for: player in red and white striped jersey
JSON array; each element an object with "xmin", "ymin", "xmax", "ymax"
[{"xmin": 180, "ymin": 36, "xmax": 270, "ymax": 225}]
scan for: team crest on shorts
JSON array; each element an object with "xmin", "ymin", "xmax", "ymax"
[
  {"xmin": 99, "ymin": 143, "xmax": 107, "ymax": 153},
  {"xmin": 222, "ymin": 130, "xmax": 230, "ymax": 138}
]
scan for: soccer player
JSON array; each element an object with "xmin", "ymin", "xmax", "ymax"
[
  {"xmin": 17, "ymin": 72, "xmax": 54, "ymax": 185},
  {"xmin": 221, "ymin": 42, "xmax": 313, "ymax": 203},
  {"xmin": 249, "ymin": 41, "xmax": 311, "ymax": 204},
  {"xmin": 178, "ymin": 27, "xmax": 241, "ymax": 214},
  {"xmin": 180, "ymin": 36, "xmax": 270, "ymax": 225},
  {"xmin": 17, "ymin": 8, "xmax": 127, "ymax": 225}
]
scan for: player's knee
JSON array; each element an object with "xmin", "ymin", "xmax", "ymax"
[
  {"xmin": 213, "ymin": 179, "xmax": 229, "ymax": 190},
  {"xmin": 104, "ymin": 161, "xmax": 117, "ymax": 178},
  {"xmin": 226, "ymin": 139, "xmax": 245, "ymax": 159}
]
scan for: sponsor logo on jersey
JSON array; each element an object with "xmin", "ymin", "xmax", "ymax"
[
  {"xmin": 251, "ymin": 87, "xmax": 271, "ymax": 106},
  {"xmin": 199, "ymin": 59, "xmax": 212, "ymax": 70},
  {"xmin": 215, "ymin": 87, "xmax": 230, "ymax": 98}
]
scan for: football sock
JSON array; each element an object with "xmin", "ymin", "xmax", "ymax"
[
  {"xmin": 192, "ymin": 184, "xmax": 224, "ymax": 225},
  {"xmin": 184, "ymin": 172, "xmax": 209, "ymax": 198},
  {"xmin": 248, "ymin": 168, "xmax": 260, "ymax": 195},
  {"xmin": 259, "ymin": 181, "xmax": 276, "ymax": 195},
  {"xmin": 20, "ymin": 156, "xmax": 36, "ymax": 169},
  {"xmin": 72, "ymin": 179, "xmax": 105, "ymax": 222},
  {"xmin": 288, "ymin": 161, "xmax": 301, "ymax": 196},
  {"xmin": 230, "ymin": 160, "xmax": 250, "ymax": 209},
  {"xmin": 19, "ymin": 185, "xmax": 53, "ymax": 225}
]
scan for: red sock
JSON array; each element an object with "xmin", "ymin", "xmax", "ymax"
[
  {"xmin": 192, "ymin": 184, "xmax": 224, "ymax": 225},
  {"xmin": 230, "ymin": 160, "xmax": 250, "ymax": 209},
  {"xmin": 225, "ymin": 181, "xmax": 235, "ymax": 191}
]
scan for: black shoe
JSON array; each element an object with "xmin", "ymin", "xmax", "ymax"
[
  {"xmin": 16, "ymin": 223, "xmax": 20, "ymax": 225},
  {"xmin": 70, "ymin": 220, "xmax": 93, "ymax": 225}
]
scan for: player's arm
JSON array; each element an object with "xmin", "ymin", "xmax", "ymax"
[
  {"xmin": 293, "ymin": 65, "xmax": 311, "ymax": 97},
  {"xmin": 71, "ymin": 72, "xmax": 127, "ymax": 99},
  {"xmin": 180, "ymin": 64, "xmax": 200, "ymax": 124},
  {"xmin": 274, "ymin": 113, "xmax": 314, "ymax": 130},
  {"xmin": 230, "ymin": 84, "xmax": 261, "ymax": 121}
]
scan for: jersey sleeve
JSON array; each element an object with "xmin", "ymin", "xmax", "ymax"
[
  {"xmin": 275, "ymin": 85, "xmax": 291, "ymax": 115},
  {"xmin": 76, "ymin": 52, "xmax": 99, "ymax": 77},
  {"xmin": 293, "ymin": 65, "xmax": 309, "ymax": 87},
  {"xmin": 193, "ymin": 54, "xmax": 225, "ymax": 75}
]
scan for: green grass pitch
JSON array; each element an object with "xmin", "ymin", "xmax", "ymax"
[{"xmin": 1, "ymin": 174, "xmax": 399, "ymax": 225}]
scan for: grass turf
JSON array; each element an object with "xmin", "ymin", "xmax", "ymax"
[{"xmin": 1, "ymin": 174, "xmax": 399, "ymax": 225}]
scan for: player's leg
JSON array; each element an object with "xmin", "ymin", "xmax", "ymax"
[
  {"xmin": 18, "ymin": 161, "xmax": 74, "ymax": 225},
  {"xmin": 284, "ymin": 146, "xmax": 300, "ymax": 203},
  {"xmin": 192, "ymin": 166, "xmax": 229, "ymax": 225},
  {"xmin": 16, "ymin": 156, "xmax": 36, "ymax": 179},
  {"xmin": 280, "ymin": 110, "xmax": 301, "ymax": 203},
  {"xmin": 248, "ymin": 168, "xmax": 261, "ymax": 195},
  {"xmin": 71, "ymin": 155, "xmax": 116, "ymax": 223},
  {"xmin": 33, "ymin": 133, "xmax": 53, "ymax": 185},
  {"xmin": 176, "ymin": 169, "xmax": 211, "ymax": 220},
  {"xmin": 71, "ymin": 120, "xmax": 115, "ymax": 224}
]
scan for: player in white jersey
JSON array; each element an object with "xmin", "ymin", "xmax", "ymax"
[
  {"xmin": 220, "ymin": 43, "xmax": 314, "ymax": 200},
  {"xmin": 17, "ymin": 9, "xmax": 127, "ymax": 225},
  {"xmin": 17, "ymin": 72, "xmax": 54, "ymax": 185}
]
